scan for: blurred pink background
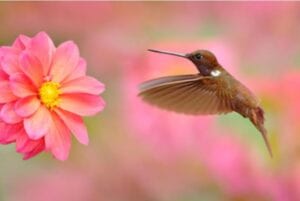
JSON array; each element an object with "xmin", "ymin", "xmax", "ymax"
[{"xmin": 1, "ymin": 2, "xmax": 300, "ymax": 201}]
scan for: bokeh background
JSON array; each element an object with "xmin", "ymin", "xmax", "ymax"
[{"xmin": 1, "ymin": 2, "xmax": 300, "ymax": 201}]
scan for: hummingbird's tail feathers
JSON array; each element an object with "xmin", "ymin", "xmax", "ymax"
[
  {"xmin": 251, "ymin": 107, "xmax": 273, "ymax": 158},
  {"xmin": 255, "ymin": 106, "xmax": 265, "ymax": 124}
]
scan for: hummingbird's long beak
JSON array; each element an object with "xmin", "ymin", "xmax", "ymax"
[{"xmin": 148, "ymin": 49, "xmax": 187, "ymax": 58}]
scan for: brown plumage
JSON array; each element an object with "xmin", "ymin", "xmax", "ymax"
[{"xmin": 138, "ymin": 49, "xmax": 273, "ymax": 157}]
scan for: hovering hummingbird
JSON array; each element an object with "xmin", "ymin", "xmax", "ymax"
[{"xmin": 138, "ymin": 49, "xmax": 272, "ymax": 157}]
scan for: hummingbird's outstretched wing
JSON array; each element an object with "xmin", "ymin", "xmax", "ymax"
[{"xmin": 138, "ymin": 74, "xmax": 233, "ymax": 115}]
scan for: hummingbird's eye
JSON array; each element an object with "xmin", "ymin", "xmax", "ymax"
[{"xmin": 195, "ymin": 54, "xmax": 202, "ymax": 60}]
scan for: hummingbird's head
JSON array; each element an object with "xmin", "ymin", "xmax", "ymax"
[
  {"xmin": 186, "ymin": 50, "xmax": 219, "ymax": 76},
  {"xmin": 147, "ymin": 49, "xmax": 221, "ymax": 76}
]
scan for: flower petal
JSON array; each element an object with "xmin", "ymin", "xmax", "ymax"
[
  {"xmin": 45, "ymin": 112, "xmax": 71, "ymax": 161},
  {"xmin": 24, "ymin": 105, "xmax": 51, "ymax": 140},
  {"xmin": 2, "ymin": 53, "xmax": 20, "ymax": 75},
  {"xmin": 50, "ymin": 41, "xmax": 79, "ymax": 83},
  {"xmin": 0, "ymin": 47, "xmax": 21, "ymax": 75},
  {"xmin": 0, "ymin": 102, "xmax": 22, "ymax": 124},
  {"xmin": 19, "ymin": 52, "xmax": 43, "ymax": 87},
  {"xmin": 16, "ymin": 129, "xmax": 45, "ymax": 160},
  {"xmin": 55, "ymin": 108, "xmax": 88, "ymax": 145},
  {"xmin": 15, "ymin": 96, "xmax": 40, "ymax": 117},
  {"xmin": 22, "ymin": 141, "xmax": 45, "ymax": 160},
  {"xmin": 9, "ymin": 73, "xmax": 37, "ymax": 98},
  {"xmin": 63, "ymin": 58, "xmax": 87, "ymax": 82},
  {"xmin": 0, "ymin": 122, "xmax": 22, "ymax": 144},
  {"xmin": 13, "ymin": 34, "xmax": 31, "ymax": 50},
  {"xmin": 29, "ymin": 32, "xmax": 55, "ymax": 75},
  {"xmin": 0, "ymin": 80, "xmax": 17, "ymax": 103},
  {"xmin": 60, "ymin": 76, "xmax": 105, "ymax": 95},
  {"xmin": 59, "ymin": 93, "xmax": 105, "ymax": 116},
  {"xmin": 0, "ymin": 46, "xmax": 20, "ymax": 55},
  {"xmin": 0, "ymin": 69, "xmax": 8, "ymax": 80}
]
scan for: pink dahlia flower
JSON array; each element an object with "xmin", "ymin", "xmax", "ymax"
[{"xmin": 0, "ymin": 32, "xmax": 105, "ymax": 160}]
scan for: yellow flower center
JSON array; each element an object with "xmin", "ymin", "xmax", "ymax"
[{"xmin": 39, "ymin": 82, "xmax": 61, "ymax": 109}]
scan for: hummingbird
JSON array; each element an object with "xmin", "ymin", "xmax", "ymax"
[{"xmin": 138, "ymin": 49, "xmax": 272, "ymax": 157}]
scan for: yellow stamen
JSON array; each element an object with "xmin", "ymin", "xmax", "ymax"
[{"xmin": 39, "ymin": 82, "xmax": 61, "ymax": 109}]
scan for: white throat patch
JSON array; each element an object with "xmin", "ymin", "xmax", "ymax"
[{"xmin": 211, "ymin": 70, "xmax": 221, "ymax": 77}]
